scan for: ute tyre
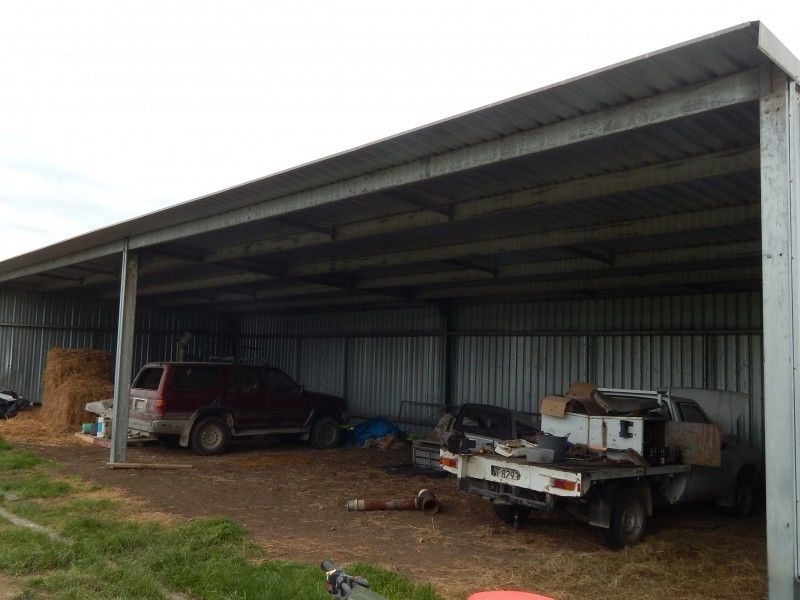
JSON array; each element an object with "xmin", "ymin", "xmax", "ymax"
[
  {"xmin": 493, "ymin": 503, "xmax": 531, "ymax": 526},
  {"xmin": 310, "ymin": 415, "xmax": 341, "ymax": 449},
  {"xmin": 605, "ymin": 488, "xmax": 647, "ymax": 549},
  {"xmin": 190, "ymin": 416, "xmax": 230, "ymax": 456},
  {"xmin": 733, "ymin": 470, "xmax": 757, "ymax": 518}
]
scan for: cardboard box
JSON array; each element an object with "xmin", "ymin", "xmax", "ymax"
[
  {"xmin": 665, "ymin": 421, "xmax": 722, "ymax": 467},
  {"xmin": 540, "ymin": 395, "xmax": 569, "ymax": 417}
]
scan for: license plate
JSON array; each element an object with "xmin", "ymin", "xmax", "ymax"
[{"xmin": 491, "ymin": 466, "xmax": 521, "ymax": 481}]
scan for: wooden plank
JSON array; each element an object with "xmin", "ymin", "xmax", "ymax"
[{"xmin": 664, "ymin": 422, "xmax": 722, "ymax": 467}]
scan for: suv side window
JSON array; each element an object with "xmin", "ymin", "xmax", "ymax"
[
  {"xmin": 171, "ymin": 366, "xmax": 221, "ymax": 390},
  {"xmin": 227, "ymin": 367, "xmax": 260, "ymax": 393},
  {"xmin": 262, "ymin": 368, "xmax": 298, "ymax": 393},
  {"xmin": 678, "ymin": 402, "xmax": 711, "ymax": 424}
]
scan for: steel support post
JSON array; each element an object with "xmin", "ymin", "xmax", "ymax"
[
  {"xmin": 760, "ymin": 65, "xmax": 800, "ymax": 599},
  {"xmin": 110, "ymin": 243, "xmax": 138, "ymax": 464}
]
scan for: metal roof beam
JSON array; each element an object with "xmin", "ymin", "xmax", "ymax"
[
  {"xmin": 446, "ymin": 258, "xmax": 498, "ymax": 275},
  {"xmin": 123, "ymin": 69, "xmax": 759, "ymax": 251},
  {"xmin": 276, "ymin": 216, "xmax": 337, "ymax": 238},
  {"xmin": 177, "ymin": 144, "xmax": 760, "ymax": 265},
  {"xmin": 167, "ymin": 266, "xmax": 758, "ymax": 312},
  {"xmin": 34, "ymin": 145, "xmax": 758, "ymax": 293},
  {"xmin": 150, "ymin": 241, "xmax": 760, "ymax": 307},
  {"xmin": 414, "ymin": 266, "xmax": 760, "ymax": 300},
  {"xmin": 398, "ymin": 196, "xmax": 454, "ymax": 218},
  {"xmin": 162, "ymin": 292, "xmax": 400, "ymax": 313},
  {"xmin": 0, "ymin": 241, "xmax": 125, "ymax": 283},
  {"xmin": 357, "ymin": 241, "xmax": 761, "ymax": 289},
  {"xmin": 290, "ymin": 204, "xmax": 760, "ymax": 277}
]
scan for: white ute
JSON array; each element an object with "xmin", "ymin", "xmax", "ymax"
[{"xmin": 440, "ymin": 387, "xmax": 760, "ymax": 548}]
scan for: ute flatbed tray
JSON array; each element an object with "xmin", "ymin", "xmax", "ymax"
[{"xmin": 464, "ymin": 452, "xmax": 690, "ymax": 483}]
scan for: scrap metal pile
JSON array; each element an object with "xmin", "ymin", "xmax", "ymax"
[{"xmin": 0, "ymin": 390, "xmax": 31, "ymax": 419}]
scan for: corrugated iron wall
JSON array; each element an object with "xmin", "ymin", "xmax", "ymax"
[
  {"xmin": 1, "ymin": 289, "xmax": 764, "ymax": 450},
  {"xmin": 236, "ymin": 307, "xmax": 444, "ymax": 426},
  {"xmin": 0, "ymin": 290, "xmax": 235, "ymax": 402},
  {"xmin": 236, "ymin": 292, "xmax": 763, "ymax": 448},
  {"xmin": 451, "ymin": 293, "xmax": 763, "ymax": 451}
]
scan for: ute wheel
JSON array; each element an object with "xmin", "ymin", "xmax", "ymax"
[
  {"xmin": 733, "ymin": 469, "xmax": 757, "ymax": 518},
  {"xmin": 493, "ymin": 503, "xmax": 531, "ymax": 526},
  {"xmin": 310, "ymin": 415, "xmax": 341, "ymax": 449},
  {"xmin": 190, "ymin": 416, "xmax": 230, "ymax": 455},
  {"xmin": 605, "ymin": 487, "xmax": 647, "ymax": 549}
]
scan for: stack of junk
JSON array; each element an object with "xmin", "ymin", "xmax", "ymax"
[
  {"xmin": 42, "ymin": 349, "xmax": 114, "ymax": 434},
  {"xmin": 445, "ymin": 381, "xmax": 717, "ymax": 469}
]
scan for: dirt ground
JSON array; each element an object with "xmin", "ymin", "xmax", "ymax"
[
  {"xmin": 0, "ymin": 575, "xmax": 24, "ymax": 600},
  {"xmin": 2, "ymin": 423, "xmax": 767, "ymax": 600}
]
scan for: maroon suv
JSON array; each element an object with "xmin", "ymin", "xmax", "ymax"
[{"xmin": 127, "ymin": 362, "xmax": 348, "ymax": 455}]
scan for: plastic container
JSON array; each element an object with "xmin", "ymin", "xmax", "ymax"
[
  {"xmin": 537, "ymin": 432, "xmax": 569, "ymax": 461},
  {"xmin": 96, "ymin": 417, "xmax": 105, "ymax": 438},
  {"xmin": 526, "ymin": 447, "xmax": 555, "ymax": 463}
]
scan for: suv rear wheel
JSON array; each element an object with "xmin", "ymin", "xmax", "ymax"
[
  {"xmin": 190, "ymin": 416, "xmax": 230, "ymax": 455},
  {"xmin": 310, "ymin": 415, "xmax": 341, "ymax": 449}
]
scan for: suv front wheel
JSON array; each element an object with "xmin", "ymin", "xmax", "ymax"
[
  {"xmin": 310, "ymin": 415, "xmax": 341, "ymax": 449},
  {"xmin": 190, "ymin": 416, "xmax": 231, "ymax": 455}
]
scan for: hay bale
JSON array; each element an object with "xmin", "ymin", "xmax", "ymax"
[
  {"xmin": 43, "ymin": 349, "xmax": 110, "ymax": 392},
  {"xmin": 42, "ymin": 349, "xmax": 113, "ymax": 433}
]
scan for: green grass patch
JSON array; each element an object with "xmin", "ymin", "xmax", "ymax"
[
  {"xmin": 0, "ymin": 473, "xmax": 73, "ymax": 499},
  {"xmin": 0, "ymin": 447, "xmax": 43, "ymax": 471},
  {"xmin": 0, "ymin": 438, "xmax": 442, "ymax": 600},
  {"xmin": 0, "ymin": 435, "xmax": 13, "ymax": 450},
  {"xmin": 0, "ymin": 525, "xmax": 74, "ymax": 575}
]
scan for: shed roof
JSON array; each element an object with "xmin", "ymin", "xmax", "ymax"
[{"xmin": 1, "ymin": 21, "xmax": 797, "ymax": 312}]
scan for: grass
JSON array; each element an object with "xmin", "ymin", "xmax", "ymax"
[
  {"xmin": 0, "ymin": 473, "xmax": 73, "ymax": 499},
  {"xmin": 0, "ymin": 446, "xmax": 43, "ymax": 471},
  {"xmin": 0, "ymin": 435, "xmax": 441, "ymax": 600}
]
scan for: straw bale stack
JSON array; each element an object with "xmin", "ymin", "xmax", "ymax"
[{"xmin": 42, "ymin": 349, "xmax": 114, "ymax": 433}]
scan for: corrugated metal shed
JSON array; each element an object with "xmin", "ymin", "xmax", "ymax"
[{"xmin": 0, "ymin": 20, "xmax": 797, "ymax": 596}]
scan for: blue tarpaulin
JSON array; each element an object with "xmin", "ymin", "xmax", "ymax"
[{"xmin": 347, "ymin": 418, "xmax": 405, "ymax": 447}]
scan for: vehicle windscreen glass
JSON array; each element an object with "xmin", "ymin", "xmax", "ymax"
[
  {"xmin": 458, "ymin": 405, "xmax": 512, "ymax": 438},
  {"xmin": 170, "ymin": 366, "xmax": 221, "ymax": 390},
  {"xmin": 678, "ymin": 402, "xmax": 711, "ymax": 424},
  {"xmin": 132, "ymin": 367, "xmax": 164, "ymax": 390}
]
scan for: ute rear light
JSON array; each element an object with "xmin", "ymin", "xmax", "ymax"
[
  {"xmin": 439, "ymin": 457, "xmax": 458, "ymax": 469},
  {"xmin": 154, "ymin": 397, "xmax": 165, "ymax": 417},
  {"xmin": 550, "ymin": 478, "xmax": 579, "ymax": 492}
]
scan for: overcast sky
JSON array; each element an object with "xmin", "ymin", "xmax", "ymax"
[{"xmin": 1, "ymin": 1, "xmax": 798, "ymax": 262}]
